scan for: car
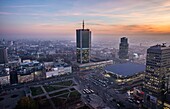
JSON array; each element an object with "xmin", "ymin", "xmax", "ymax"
[
  {"xmin": 86, "ymin": 89, "xmax": 91, "ymax": 94},
  {"xmin": 128, "ymin": 98, "xmax": 133, "ymax": 103},
  {"xmin": 83, "ymin": 90, "xmax": 86, "ymax": 94},
  {"xmin": 134, "ymin": 100, "xmax": 140, "ymax": 105},
  {"xmin": 137, "ymin": 100, "xmax": 140, "ymax": 104},
  {"xmin": 117, "ymin": 103, "xmax": 120, "ymax": 107},
  {"xmin": 90, "ymin": 89, "xmax": 94, "ymax": 93},
  {"xmin": 83, "ymin": 89, "xmax": 90, "ymax": 94}
]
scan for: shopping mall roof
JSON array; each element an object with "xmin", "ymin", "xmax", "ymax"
[{"xmin": 105, "ymin": 62, "xmax": 145, "ymax": 77}]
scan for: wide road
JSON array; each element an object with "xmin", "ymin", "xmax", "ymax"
[{"xmin": 75, "ymin": 70, "xmax": 139, "ymax": 109}]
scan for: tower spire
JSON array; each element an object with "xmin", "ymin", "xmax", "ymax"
[{"xmin": 82, "ymin": 20, "xmax": 84, "ymax": 29}]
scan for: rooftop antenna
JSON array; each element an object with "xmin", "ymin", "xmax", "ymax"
[{"xmin": 82, "ymin": 20, "xmax": 84, "ymax": 29}]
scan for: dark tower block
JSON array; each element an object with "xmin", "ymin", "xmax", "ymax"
[
  {"xmin": 76, "ymin": 21, "xmax": 91, "ymax": 64},
  {"xmin": 118, "ymin": 37, "xmax": 129, "ymax": 59}
]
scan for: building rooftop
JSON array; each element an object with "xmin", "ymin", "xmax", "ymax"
[
  {"xmin": 0, "ymin": 68, "xmax": 9, "ymax": 77},
  {"xmin": 149, "ymin": 44, "xmax": 170, "ymax": 51},
  {"xmin": 17, "ymin": 61, "xmax": 44, "ymax": 75},
  {"xmin": 90, "ymin": 58, "xmax": 107, "ymax": 62},
  {"xmin": 76, "ymin": 29, "xmax": 90, "ymax": 31},
  {"xmin": 105, "ymin": 62, "xmax": 145, "ymax": 77},
  {"xmin": 53, "ymin": 61, "xmax": 71, "ymax": 68}
]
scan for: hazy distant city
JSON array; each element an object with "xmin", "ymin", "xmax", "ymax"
[{"xmin": 0, "ymin": 0, "xmax": 170, "ymax": 109}]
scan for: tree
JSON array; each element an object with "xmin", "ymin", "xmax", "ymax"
[{"xmin": 15, "ymin": 97, "xmax": 38, "ymax": 109}]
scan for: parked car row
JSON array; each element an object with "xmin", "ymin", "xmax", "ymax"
[
  {"xmin": 127, "ymin": 97, "xmax": 143, "ymax": 105},
  {"xmin": 83, "ymin": 88, "xmax": 94, "ymax": 94}
]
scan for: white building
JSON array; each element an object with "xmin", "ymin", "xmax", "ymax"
[
  {"xmin": 0, "ymin": 68, "xmax": 10, "ymax": 85},
  {"xmin": 0, "ymin": 75, "xmax": 10, "ymax": 85},
  {"xmin": 45, "ymin": 61, "xmax": 72, "ymax": 78}
]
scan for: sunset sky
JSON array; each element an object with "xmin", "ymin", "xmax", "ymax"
[{"xmin": 0, "ymin": 0, "xmax": 170, "ymax": 40}]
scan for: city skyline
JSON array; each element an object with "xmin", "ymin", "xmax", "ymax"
[
  {"xmin": 0, "ymin": 0, "xmax": 170, "ymax": 40},
  {"xmin": 0, "ymin": 1, "xmax": 170, "ymax": 108}
]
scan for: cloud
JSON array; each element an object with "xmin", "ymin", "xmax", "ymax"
[
  {"xmin": 0, "ymin": 12, "xmax": 19, "ymax": 15},
  {"xmin": 0, "ymin": 0, "xmax": 170, "ymax": 37},
  {"xmin": 88, "ymin": 24, "xmax": 170, "ymax": 35},
  {"xmin": 1, "ymin": 23, "xmax": 169, "ymax": 36},
  {"xmin": 1, "ymin": 5, "xmax": 49, "ymax": 8}
]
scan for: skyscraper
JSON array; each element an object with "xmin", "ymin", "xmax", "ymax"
[
  {"xmin": 0, "ymin": 46, "xmax": 8, "ymax": 64},
  {"xmin": 118, "ymin": 37, "xmax": 129, "ymax": 59},
  {"xmin": 10, "ymin": 69, "xmax": 18, "ymax": 84},
  {"xmin": 76, "ymin": 21, "xmax": 91, "ymax": 64},
  {"xmin": 144, "ymin": 44, "xmax": 170, "ymax": 109}
]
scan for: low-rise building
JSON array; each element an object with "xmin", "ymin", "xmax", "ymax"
[
  {"xmin": 105, "ymin": 62, "xmax": 145, "ymax": 78},
  {"xmin": 18, "ymin": 72, "xmax": 34, "ymax": 83},
  {"xmin": 0, "ymin": 68, "xmax": 10, "ymax": 85},
  {"xmin": 17, "ymin": 61, "xmax": 45, "ymax": 83},
  {"xmin": 76, "ymin": 59, "xmax": 113, "ymax": 71},
  {"xmin": 45, "ymin": 60, "xmax": 72, "ymax": 78},
  {"xmin": 104, "ymin": 62, "xmax": 146, "ymax": 89}
]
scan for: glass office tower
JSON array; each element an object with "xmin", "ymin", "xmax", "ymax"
[
  {"xmin": 76, "ymin": 21, "xmax": 91, "ymax": 64},
  {"xmin": 118, "ymin": 37, "xmax": 129, "ymax": 59},
  {"xmin": 144, "ymin": 44, "xmax": 170, "ymax": 109}
]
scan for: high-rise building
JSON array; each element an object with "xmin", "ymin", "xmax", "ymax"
[
  {"xmin": 118, "ymin": 37, "xmax": 129, "ymax": 59},
  {"xmin": 10, "ymin": 69, "xmax": 18, "ymax": 84},
  {"xmin": 144, "ymin": 44, "xmax": 170, "ymax": 109},
  {"xmin": 76, "ymin": 21, "xmax": 91, "ymax": 64},
  {"xmin": 0, "ymin": 46, "xmax": 8, "ymax": 64}
]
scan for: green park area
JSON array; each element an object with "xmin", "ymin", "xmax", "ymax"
[
  {"xmin": 51, "ymin": 97, "xmax": 66, "ymax": 108},
  {"xmin": 58, "ymin": 93, "xmax": 69, "ymax": 98},
  {"xmin": 51, "ymin": 91, "xmax": 81, "ymax": 108},
  {"xmin": 28, "ymin": 80, "xmax": 82, "ymax": 109},
  {"xmin": 43, "ymin": 85, "xmax": 65, "ymax": 92},
  {"xmin": 49, "ymin": 90, "xmax": 69, "ymax": 97},
  {"xmin": 37, "ymin": 99, "xmax": 52, "ymax": 109},
  {"xmin": 69, "ymin": 91, "xmax": 81, "ymax": 99},
  {"xmin": 30, "ymin": 87, "xmax": 44, "ymax": 96}
]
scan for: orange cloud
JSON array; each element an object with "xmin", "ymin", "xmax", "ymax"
[
  {"xmin": 1, "ymin": 23, "xmax": 170, "ymax": 36},
  {"xmin": 88, "ymin": 24, "xmax": 170, "ymax": 35}
]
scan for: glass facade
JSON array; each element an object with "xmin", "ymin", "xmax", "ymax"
[
  {"xmin": 144, "ymin": 45, "xmax": 170, "ymax": 109},
  {"xmin": 0, "ymin": 46, "xmax": 8, "ymax": 64},
  {"xmin": 76, "ymin": 29, "xmax": 91, "ymax": 64},
  {"xmin": 82, "ymin": 31, "xmax": 90, "ymax": 48},
  {"xmin": 145, "ymin": 46, "xmax": 170, "ymax": 95},
  {"xmin": 118, "ymin": 37, "xmax": 129, "ymax": 59},
  {"xmin": 76, "ymin": 30, "xmax": 81, "ymax": 48}
]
